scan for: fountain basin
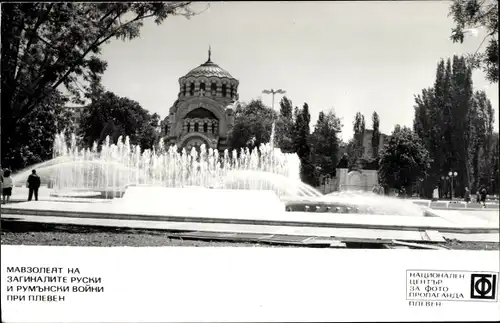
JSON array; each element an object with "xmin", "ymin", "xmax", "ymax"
[
  {"xmin": 50, "ymin": 191, "xmax": 103, "ymax": 198},
  {"xmin": 1, "ymin": 199, "xmax": 497, "ymax": 234}
]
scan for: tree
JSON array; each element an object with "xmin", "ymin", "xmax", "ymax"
[
  {"xmin": 449, "ymin": 56, "xmax": 474, "ymax": 196},
  {"xmin": 468, "ymin": 90, "xmax": 495, "ymax": 192},
  {"xmin": 349, "ymin": 112, "xmax": 366, "ymax": 169},
  {"xmin": 345, "ymin": 138, "xmax": 358, "ymax": 170},
  {"xmin": 139, "ymin": 113, "xmax": 161, "ymax": 150},
  {"xmin": 274, "ymin": 96, "xmax": 294, "ymax": 152},
  {"xmin": 489, "ymin": 132, "xmax": 500, "ymax": 194},
  {"xmin": 311, "ymin": 109, "xmax": 343, "ymax": 179},
  {"xmin": 1, "ymin": 2, "xmax": 202, "ymax": 167},
  {"xmin": 8, "ymin": 92, "xmax": 73, "ymax": 169},
  {"xmin": 449, "ymin": 0, "xmax": 499, "ymax": 83},
  {"xmin": 279, "ymin": 96, "xmax": 293, "ymax": 120},
  {"xmin": 229, "ymin": 99, "xmax": 277, "ymax": 151},
  {"xmin": 371, "ymin": 112, "xmax": 380, "ymax": 158},
  {"xmin": 413, "ymin": 56, "xmax": 479, "ymax": 197},
  {"xmin": 378, "ymin": 126, "xmax": 431, "ymax": 195},
  {"xmin": 292, "ymin": 103, "xmax": 315, "ymax": 185},
  {"xmin": 79, "ymin": 91, "xmax": 160, "ymax": 150}
]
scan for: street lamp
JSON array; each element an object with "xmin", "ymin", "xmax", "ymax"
[
  {"xmin": 448, "ymin": 171, "xmax": 458, "ymax": 200},
  {"xmin": 262, "ymin": 89, "xmax": 286, "ymax": 110}
]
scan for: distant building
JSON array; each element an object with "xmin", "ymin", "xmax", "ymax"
[
  {"xmin": 361, "ymin": 129, "xmax": 391, "ymax": 159},
  {"xmin": 161, "ymin": 48, "xmax": 238, "ymax": 151}
]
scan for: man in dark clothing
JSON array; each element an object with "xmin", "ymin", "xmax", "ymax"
[
  {"xmin": 479, "ymin": 186, "xmax": 487, "ymax": 207},
  {"xmin": 27, "ymin": 170, "xmax": 41, "ymax": 201}
]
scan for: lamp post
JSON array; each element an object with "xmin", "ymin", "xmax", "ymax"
[
  {"xmin": 262, "ymin": 89, "xmax": 286, "ymax": 110},
  {"xmin": 448, "ymin": 171, "xmax": 458, "ymax": 200}
]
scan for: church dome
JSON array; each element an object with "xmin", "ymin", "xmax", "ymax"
[
  {"xmin": 181, "ymin": 48, "xmax": 236, "ymax": 80},
  {"xmin": 176, "ymin": 48, "xmax": 239, "ymax": 102},
  {"xmin": 184, "ymin": 60, "xmax": 235, "ymax": 79}
]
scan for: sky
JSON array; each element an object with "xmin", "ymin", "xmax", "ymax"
[{"xmin": 99, "ymin": 1, "xmax": 499, "ymax": 141}]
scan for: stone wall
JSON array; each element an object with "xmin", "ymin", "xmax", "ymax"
[{"xmin": 336, "ymin": 168, "xmax": 379, "ymax": 192}]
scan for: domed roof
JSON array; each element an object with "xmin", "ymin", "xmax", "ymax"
[
  {"xmin": 182, "ymin": 48, "xmax": 236, "ymax": 80},
  {"xmin": 184, "ymin": 60, "xmax": 235, "ymax": 79}
]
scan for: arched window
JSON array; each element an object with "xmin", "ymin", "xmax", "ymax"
[
  {"xmin": 203, "ymin": 123, "xmax": 208, "ymax": 133},
  {"xmin": 190, "ymin": 83, "xmax": 195, "ymax": 96},
  {"xmin": 165, "ymin": 124, "xmax": 169, "ymax": 134},
  {"xmin": 194, "ymin": 123, "xmax": 199, "ymax": 132},
  {"xmin": 211, "ymin": 83, "xmax": 217, "ymax": 95},
  {"xmin": 222, "ymin": 84, "xmax": 227, "ymax": 97},
  {"xmin": 183, "ymin": 84, "xmax": 187, "ymax": 96},
  {"xmin": 187, "ymin": 123, "xmax": 191, "ymax": 132},
  {"xmin": 200, "ymin": 82, "xmax": 205, "ymax": 91},
  {"xmin": 211, "ymin": 124, "xmax": 215, "ymax": 134},
  {"xmin": 230, "ymin": 85, "xmax": 234, "ymax": 98}
]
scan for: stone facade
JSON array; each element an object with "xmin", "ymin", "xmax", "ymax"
[
  {"xmin": 161, "ymin": 50, "xmax": 239, "ymax": 151},
  {"xmin": 361, "ymin": 129, "xmax": 391, "ymax": 159},
  {"xmin": 338, "ymin": 168, "xmax": 379, "ymax": 192}
]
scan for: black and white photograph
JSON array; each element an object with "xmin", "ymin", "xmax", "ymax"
[{"xmin": 1, "ymin": 1, "xmax": 499, "ymax": 322}]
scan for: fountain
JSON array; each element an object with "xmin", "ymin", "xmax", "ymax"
[
  {"xmin": 25, "ymin": 132, "xmax": 311, "ymax": 198},
  {"xmin": 8, "ymin": 127, "xmax": 436, "ymax": 218},
  {"xmin": 4, "ymin": 126, "xmax": 498, "ymax": 241}
]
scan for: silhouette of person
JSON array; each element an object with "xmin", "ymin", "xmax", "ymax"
[
  {"xmin": 27, "ymin": 169, "xmax": 41, "ymax": 201},
  {"xmin": 479, "ymin": 186, "xmax": 487, "ymax": 207},
  {"xmin": 2, "ymin": 169, "xmax": 13, "ymax": 204},
  {"xmin": 464, "ymin": 187, "xmax": 470, "ymax": 203}
]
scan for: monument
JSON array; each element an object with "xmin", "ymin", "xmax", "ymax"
[{"xmin": 161, "ymin": 47, "xmax": 239, "ymax": 151}]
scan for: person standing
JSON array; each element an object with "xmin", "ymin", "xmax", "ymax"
[
  {"xmin": 2, "ymin": 169, "xmax": 13, "ymax": 204},
  {"xmin": 27, "ymin": 170, "xmax": 41, "ymax": 201},
  {"xmin": 464, "ymin": 187, "xmax": 471, "ymax": 203},
  {"xmin": 479, "ymin": 186, "xmax": 487, "ymax": 208},
  {"xmin": 0, "ymin": 167, "xmax": 4, "ymax": 191},
  {"xmin": 432, "ymin": 185, "xmax": 439, "ymax": 202}
]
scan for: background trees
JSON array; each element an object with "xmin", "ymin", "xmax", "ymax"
[
  {"xmin": 79, "ymin": 91, "xmax": 161, "ymax": 150},
  {"xmin": 345, "ymin": 112, "xmax": 366, "ymax": 170},
  {"xmin": 371, "ymin": 112, "xmax": 380, "ymax": 159},
  {"xmin": 10, "ymin": 92, "xmax": 73, "ymax": 169},
  {"xmin": 378, "ymin": 126, "xmax": 430, "ymax": 195},
  {"xmin": 413, "ymin": 55, "xmax": 497, "ymax": 197},
  {"xmin": 229, "ymin": 99, "xmax": 277, "ymax": 151},
  {"xmin": 1, "ymin": 2, "xmax": 199, "ymax": 170},
  {"xmin": 292, "ymin": 103, "xmax": 316, "ymax": 185},
  {"xmin": 310, "ymin": 109, "xmax": 342, "ymax": 181},
  {"xmin": 230, "ymin": 100, "xmax": 344, "ymax": 187},
  {"xmin": 274, "ymin": 97, "xmax": 295, "ymax": 153}
]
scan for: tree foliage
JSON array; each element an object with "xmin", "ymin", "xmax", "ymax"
[
  {"xmin": 292, "ymin": 103, "xmax": 316, "ymax": 185},
  {"xmin": 311, "ymin": 109, "xmax": 342, "ymax": 179},
  {"xmin": 229, "ymin": 99, "xmax": 277, "ymax": 151},
  {"xmin": 274, "ymin": 96, "xmax": 295, "ymax": 153},
  {"xmin": 9, "ymin": 92, "xmax": 73, "ymax": 169},
  {"xmin": 79, "ymin": 91, "xmax": 161, "ymax": 150},
  {"xmin": 468, "ymin": 91, "xmax": 496, "ymax": 192},
  {"xmin": 293, "ymin": 103, "xmax": 311, "ymax": 159},
  {"xmin": 449, "ymin": 0, "xmax": 499, "ymax": 83},
  {"xmin": 1, "ymin": 2, "xmax": 201, "ymax": 168},
  {"xmin": 378, "ymin": 126, "xmax": 431, "ymax": 193},
  {"xmin": 371, "ymin": 111, "xmax": 380, "ymax": 158},
  {"xmin": 414, "ymin": 55, "xmax": 496, "ymax": 197},
  {"xmin": 349, "ymin": 112, "xmax": 366, "ymax": 169}
]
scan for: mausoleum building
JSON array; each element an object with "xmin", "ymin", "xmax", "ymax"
[{"xmin": 161, "ymin": 49, "xmax": 239, "ymax": 151}]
